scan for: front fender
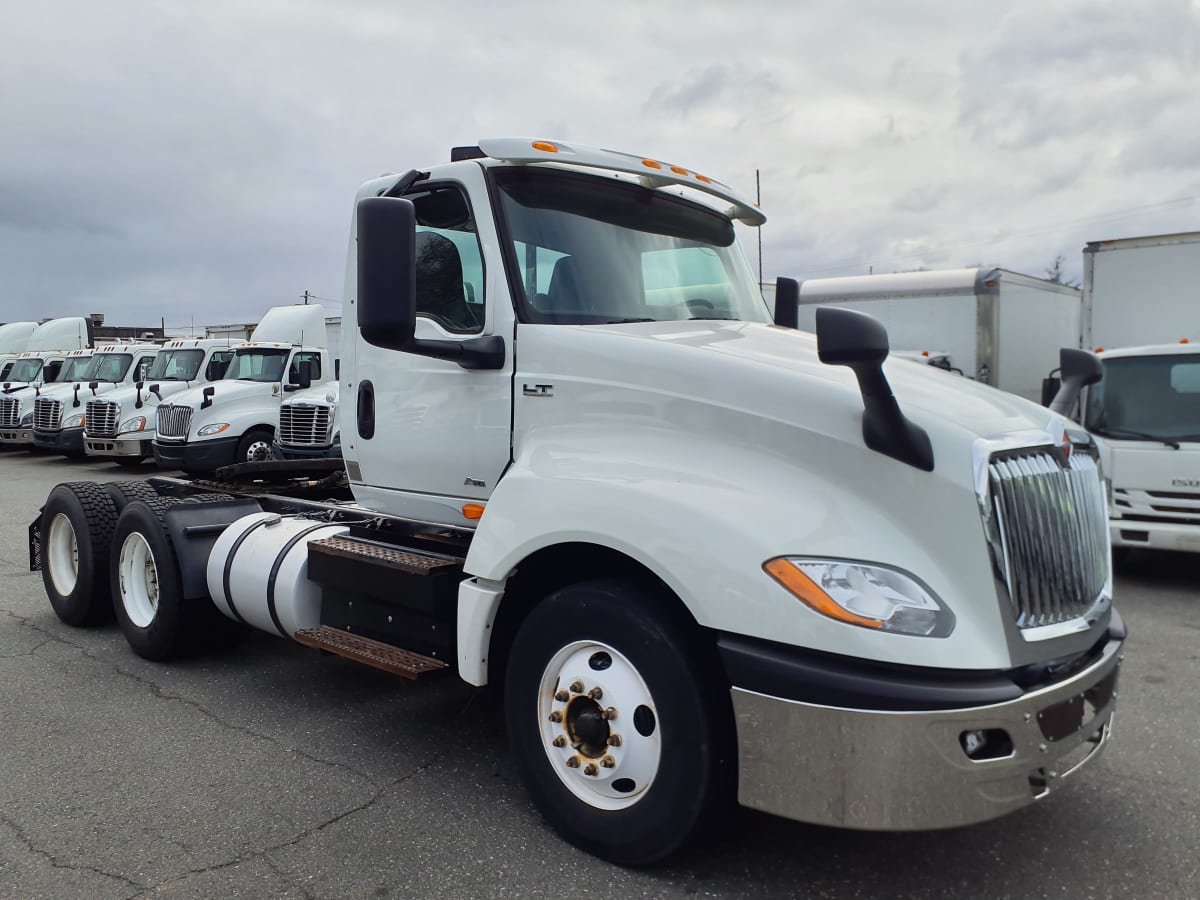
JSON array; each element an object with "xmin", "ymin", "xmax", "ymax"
[{"xmin": 465, "ymin": 425, "xmax": 1012, "ymax": 672}]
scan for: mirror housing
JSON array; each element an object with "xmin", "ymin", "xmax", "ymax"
[
  {"xmin": 357, "ymin": 196, "xmax": 417, "ymax": 352},
  {"xmin": 1048, "ymin": 348, "xmax": 1102, "ymax": 417},
  {"xmin": 287, "ymin": 358, "xmax": 314, "ymax": 392},
  {"xmin": 816, "ymin": 306, "xmax": 934, "ymax": 472},
  {"xmin": 773, "ymin": 277, "xmax": 799, "ymax": 329}
]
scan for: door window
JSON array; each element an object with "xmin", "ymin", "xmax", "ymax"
[{"xmin": 406, "ymin": 185, "xmax": 485, "ymax": 333}]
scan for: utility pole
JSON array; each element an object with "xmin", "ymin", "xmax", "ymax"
[{"xmin": 302, "ymin": 291, "xmax": 310, "ymax": 305}]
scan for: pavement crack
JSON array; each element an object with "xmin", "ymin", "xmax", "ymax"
[{"xmin": 0, "ymin": 810, "xmax": 147, "ymax": 893}]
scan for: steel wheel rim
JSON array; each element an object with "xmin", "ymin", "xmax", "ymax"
[
  {"xmin": 245, "ymin": 440, "xmax": 271, "ymax": 462},
  {"xmin": 537, "ymin": 640, "xmax": 662, "ymax": 811},
  {"xmin": 47, "ymin": 513, "xmax": 79, "ymax": 596},
  {"xmin": 118, "ymin": 532, "xmax": 159, "ymax": 628}
]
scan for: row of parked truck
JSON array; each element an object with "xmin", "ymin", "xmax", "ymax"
[{"xmin": 0, "ymin": 305, "xmax": 340, "ymax": 469}]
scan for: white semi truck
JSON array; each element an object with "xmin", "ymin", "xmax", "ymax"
[
  {"xmin": 33, "ymin": 140, "xmax": 1122, "ymax": 865},
  {"xmin": 1077, "ymin": 232, "xmax": 1200, "ymax": 554},
  {"xmin": 273, "ymin": 379, "xmax": 341, "ymax": 460},
  {"xmin": 789, "ymin": 268, "xmax": 1082, "ymax": 403},
  {"xmin": 0, "ymin": 321, "xmax": 38, "ymax": 381},
  {"xmin": 0, "ymin": 320, "xmax": 95, "ymax": 448},
  {"xmin": 31, "ymin": 343, "xmax": 160, "ymax": 457},
  {"xmin": 152, "ymin": 305, "xmax": 330, "ymax": 473},
  {"xmin": 84, "ymin": 338, "xmax": 238, "ymax": 466}
]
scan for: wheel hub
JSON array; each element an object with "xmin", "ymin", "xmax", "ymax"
[{"xmin": 566, "ymin": 697, "xmax": 610, "ymax": 758}]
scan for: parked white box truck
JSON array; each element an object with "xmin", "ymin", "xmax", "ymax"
[
  {"xmin": 33, "ymin": 140, "xmax": 1122, "ymax": 866},
  {"xmin": 1078, "ymin": 231, "xmax": 1200, "ymax": 554},
  {"xmin": 792, "ymin": 268, "xmax": 1081, "ymax": 403}
]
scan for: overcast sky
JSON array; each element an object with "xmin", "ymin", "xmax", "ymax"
[{"xmin": 1, "ymin": 0, "xmax": 1197, "ymax": 330}]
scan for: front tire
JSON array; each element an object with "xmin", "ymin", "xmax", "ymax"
[
  {"xmin": 235, "ymin": 428, "xmax": 274, "ymax": 463},
  {"xmin": 40, "ymin": 482, "xmax": 119, "ymax": 626},
  {"xmin": 504, "ymin": 579, "xmax": 733, "ymax": 866}
]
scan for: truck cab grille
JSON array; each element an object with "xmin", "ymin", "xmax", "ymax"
[
  {"xmin": 85, "ymin": 400, "xmax": 119, "ymax": 438},
  {"xmin": 0, "ymin": 397, "xmax": 19, "ymax": 428},
  {"xmin": 33, "ymin": 397, "xmax": 63, "ymax": 432},
  {"xmin": 156, "ymin": 405, "xmax": 193, "ymax": 441},
  {"xmin": 278, "ymin": 403, "xmax": 332, "ymax": 447},
  {"xmin": 1112, "ymin": 487, "xmax": 1200, "ymax": 526},
  {"xmin": 984, "ymin": 448, "xmax": 1109, "ymax": 632}
]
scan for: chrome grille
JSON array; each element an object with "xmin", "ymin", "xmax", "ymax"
[
  {"xmin": 85, "ymin": 400, "xmax": 119, "ymax": 438},
  {"xmin": 1112, "ymin": 487, "xmax": 1200, "ymax": 526},
  {"xmin": 156, "ymin": 404, "xmax": 193, "ymax": 440},
  {"xmin": 0, "ymin": 397, "xmax": 19, "ymax": 428},
  {"xmin": 278, "ymin": 403, "xmax": 332, "ymax": 447},
  {"xmin": 33, "ymin": 397, "xmax": 62, "ymax": 432},
  {"xmin": 986, "ymin": 448, "xmax": 1109, "ymax": 630}
]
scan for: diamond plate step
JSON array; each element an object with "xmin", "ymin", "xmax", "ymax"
[
  {"xmin": 293, "ymin": 625, "xmax": 448, "ymax": 680},
  {"xmin": 308, "ymin": 535, "xmax": 461, "ymax": 575}
]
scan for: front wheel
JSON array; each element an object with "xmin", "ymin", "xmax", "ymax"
[
  {"xmin": 504, "ymin": 579, "xmax": 733, "ymax": 866},
  {"xmin": 235, "ymin": 428, "xmax": 274, "ymax": 463}
]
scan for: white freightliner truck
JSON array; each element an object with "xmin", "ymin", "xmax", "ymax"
[
  {"xmin": 788, "ymin": 268, "xmax": 1082, "ymax": 403},
  {"xmin": 84, "ymin": 338, "xmax": 239, "ymax": 466},
  {"xmin": 152, "ymin": 305, "xmax": 330, "ymax": 473},
  {"xmin": 0, "ymin": 318, "xmax": 92, "ymax": 445},
  {"xmin": 32, "ymin": 140, "xmax": 1122, "ymax": 865},
  {"xmin": 273, "ymin": 379, "xmax": 341, "ymax": 460},
  {"xmin": 32, "ymin": 343, "xmax": 160, "ymax": 457},
  {"xmin": 1075, "ymin": 232, "xmax": 1200, "ymax": 554},
  {"xmin": 0, "ymin": 321, "xmax": 38, "ymax": 381}
]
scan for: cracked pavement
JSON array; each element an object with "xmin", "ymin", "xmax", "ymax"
[{"xmin": 1, "ymin": 451, "xmax": 1198, "ymax": 899}]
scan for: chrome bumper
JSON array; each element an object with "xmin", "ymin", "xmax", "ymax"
[
  {"xmin": 85, "ymin": 436, "xmax": 149, "ymax": 457},
  {"xmin": 732, "ymin": 637, "xmax": 1121, "ymax": 830},
  {"xmin": 0, "ymin": 428, "xmax": 33, "ymax": 444}
]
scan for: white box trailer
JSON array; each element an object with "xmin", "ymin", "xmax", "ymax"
[{"xmin": 794, "ymin": 268, "xmax": 1081, "ymax": 403}]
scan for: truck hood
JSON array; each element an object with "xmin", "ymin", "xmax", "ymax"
[
  {"xmin": 167, "ymin": 379, "xmax": 282, "ymax": 410},
  {"xmin": 96, "ymin": 381, "xmax": 196, "ymax": 410}
]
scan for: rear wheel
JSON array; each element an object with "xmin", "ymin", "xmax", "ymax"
[
  {"xmin": 504, "ymin": 579, "xmax": 733, "ymax": 866},
  {"xmin": 111, "ymin": 499, "xmax": 189, "ymax": 660},
  {"xmin": 41, "ymin": 482, "xmax": 119, "ymax": 626}
]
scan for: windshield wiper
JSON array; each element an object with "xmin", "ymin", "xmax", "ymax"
[
  {"xmin": 605, "ymin": 318, "xmax": 657, "ymax": 324},
  {"xmin": 1091, "ymin": 427, "xmax": 1181, "ymax": 450},
  {"xmin": 686, "ymin": 315, "xmax": 737, "ymax": 321}
]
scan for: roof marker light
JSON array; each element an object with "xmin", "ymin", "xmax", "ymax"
[
  {"xmin": 670, "ymin": 165, "xmax": 688, "ymax": 175},
  {"xmin": 641, "ymin": 159, "xmax": 663, "ymax": 170},
  {"xmin": 1095, "ymin": 347, "xmax": 1104, "ymax": 353},
  {"xmin": 695, "ymin": 174, "xmax": 712, "ymax": 184},
  {"xmin": 1181, "ymin": 338, "xmax": 1190, "ymax": 344},
  {"xmin": 531, "ymin": 141, "xmax": 559, "ymax": 153}
]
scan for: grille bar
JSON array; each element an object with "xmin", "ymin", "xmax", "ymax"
[
  {"xmin": 156, "ymin": 404, "xmax": 193, "ymax": 440},
  {"xmin": 33, "ymin": 397, "xmax": 62, "ymax": 432},
  {"xmin": 988, "ymin": 449, "xmax": 1108, "ymax": 630},
  {"xmin": 85, "ymin": 400, "xmax": 119, "ymax": 437},
  {"xmin": 0, "ymin": 397, "xmax": 19, "ymax": 428},
  {"xmin": 278, "ymin": 403, "xmax": 332, "ymax": 447}
]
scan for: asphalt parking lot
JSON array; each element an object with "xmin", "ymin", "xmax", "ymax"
[{"xmin": 0, "ymin": 449, "xmax": 1197, "ymax": 899}]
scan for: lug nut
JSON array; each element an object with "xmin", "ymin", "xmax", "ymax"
[
  {"xmin": 549, "ymin": 711, "xmax": 563, "ymax": 723},
  {"xmin": 554, "ymin": 690, "xmax": 569, "ymax": 702},
  {"xmin": 583, "ymin": 763, "xmax": 599, "ymax": 777},
  {"xmin": 566, "ymin": 756, "xmax": 581, "ymax": 768},
  {"xmin": 588, "ymin": 687, "xmax": 603, "ymax": 700},
  {"xmin": 601, "ymin": 755, "xmax": 615, "ymax": 768},
  {"xmin": 602, "ymin": 707, "xmax": 617, "ymax": 720},
  {"xmin": 552, "ymin": 736, "xmax": 566, "ymax": 748},
  {"xmin": 607, "ymin": 734, "xmax": 622, "ymax": 747},
  {"xmin": 570, "ymin": 681, "xmax": 584, "ymax": 693}
]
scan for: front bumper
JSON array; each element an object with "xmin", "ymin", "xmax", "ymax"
[
  {"xmin": 32, "ymin": 427, "xmax": 85, "ymax": 454},
  {"xmin": 0, "ymin": 427, "xmax": 33, "ymax": 445},
  {"xmin": 273, "ymin": 440, "xmax": 342, "ymax": 461},
  {"xmin": 152, "ymin": 435, "xmax": 239, "ymax": 472},
  {"xmin": 85, "ymin": 436, "xmax": 152, "ymax": 458},
  {"xmin": 726, "ymin": 626, "xmax": 1123, "ymax": 830},
  {"xmin": 1112, "ymin": 519, "xmax": 1200, "ymax": 554}
]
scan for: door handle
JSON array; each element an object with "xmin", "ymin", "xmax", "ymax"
[{"xmin": 357, "ymin": 380, "xmax": 375, "ymax": 439}]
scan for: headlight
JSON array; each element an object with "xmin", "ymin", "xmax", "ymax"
[
  {"xmin": 764, "ymin": 557, "xmax": 954, "ymax": 637},
  {"xmin": 198, "ymin": 423, "xmax": 230, "ymax": 436},
  {"xmin": 120, "ymin": 416, "xmax": 147, "ymax": 433},
  {"xmin": 63, "ymin": 413, "xmax": 85, "ymax": 428},
  {"xmin": 20, "ymin": 412, "xmax": 32, "ymax": 426}
]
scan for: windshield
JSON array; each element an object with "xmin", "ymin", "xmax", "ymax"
[
  {"xmin": 82, "ymin": 353, "xmax": 134, "ymax": 383},
  {"xmin": 147, "ymin": 349, "xmax": 204, "ymax": 381},
  {"xmin": 493, "ymin": 167, "xmax": 770, "ymax": 325},
  {"xmin": 5, "ymin": 359, "xmax": 42, "ymax": 383},
  {"xmin": 60, "ymin": 357, "xmax": 93, "ymax": 381},
  {"xmin": 225, "ymin": 348, "xmax": 288, "ymax": 382},
  {"xmin": 1085, "ymin": 353, "xmax": 1200, "ymax": 441}
]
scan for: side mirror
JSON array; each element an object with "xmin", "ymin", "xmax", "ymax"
[
  {"xmin": 289, "ymin": 358, "xmax": 313, "ymax": 390},
  {"xmin": 1048, "ymin": 348, "xmax": 1102, "ymax": 417},
  {"xmin": 773, "ymin": 277, "xmax": 800, "ymax": 329},
  {"xmin": 816, "ymin": 306, "xmax": 933, "ymax": 472},
  {"xmin": 357, "ymin": 196, "xmax": 417, "ymax": 351}
]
